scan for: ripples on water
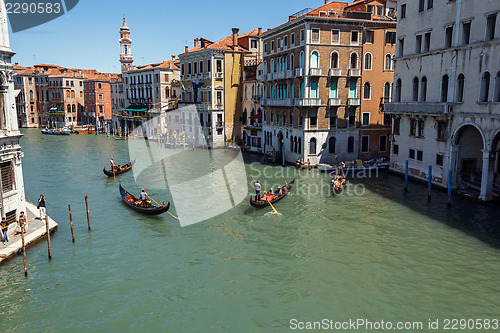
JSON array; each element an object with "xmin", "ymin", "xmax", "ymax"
[{"xmin": 0, "ymin": 129, "xmax": 499, "ymax": 332}]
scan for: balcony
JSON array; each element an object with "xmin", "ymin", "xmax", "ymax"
[
  {"xmin": 267, "ymin": 73, "xmax": 274, "ymax": 81},
  {"xmin": 295, "ymin": 98, "xmax": 322, "ymax": 106},
  {"xmin": 309, "ymin": 68, "xmax": 322, "ymax": 76},
  {"xmin": 295, "ymin": 68, "xmax": 304, "ymax": 77},
  {"xmin": 275, "ymin": 71, "xmax": 286, "ymax": 80},
  {"xmin": 205, "ymin": 73, "xmax": 211, "ymax": 79},
  {"xmin": 348, "ymin": 68, "xmax": 361, "ymax": 77},
  {"xmin": 329, "ymin": 68, "xmax": 342, "ymax": 77},
  {"xmin": 216, "ymin": 121, "xmax": 224, "ymax": 129},
  {"xmin": 329, "ymin": 98, "xmax": 341, "ymax": 106},
  {"xmin": 216, "ymin": 72, "xmax": 223, "ymax": 79},
  {"xmin": 384, "ymin": 102, "xmax": 452, "ymax": 115},
  {"xmin": 266, "ymin": 99, "xmax": 293, "ymax": 106},
  {"xmin": 286, "ymin": 70, "xmax": 293, "ymax": 78},
  {"xmin": 347, "ymin": 98, "xmax": 360, "ymax": 106}
]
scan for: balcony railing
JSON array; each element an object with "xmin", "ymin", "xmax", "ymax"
[
  {"xmin": 329, "ymin": 98, "xmax": 341, "ymax": 106},
  {"xmin": 267, "ymin": 73, "xmax": 274, "ymax": 81},
  {"xmin": 216, "ymin": 121, "xmax": 224, "ymax": 128},
  {"xmin": 286, "ymin": 70, "xmax": 294, "ymax": 78},
  {"xmin": 266, "ymin": 99, "xmax": 293, "ymax": 106},
  {"xmin": 309, "ymin": 68, "xmax": 322, "ymax": 76},
  {"xmin": 295, "ymin": 98, "xmax": 322, "ymax": 106},
  {"xmin": 329, "ymin": 68, "xmax": 342, "ymax": 77},
  {"xmin": 275, "ymin": 71, "xmax": 286, "ymax": 80},
  {"xmin": 295, "ymin": 68, "xmax": 304, "ymax": 77},
  {"xmin": 347, "ymin": 98, "xmax": 360, "ymax": 106},
  {"xmin": 384, "ymin": 102, "xmax": 452, "ymax": 115},
  {"xmin": 348, "ymin": 68, "xmax": 361, "ymax": 77}
]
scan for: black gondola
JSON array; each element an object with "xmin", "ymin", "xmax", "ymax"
[
  {"xmin": 119, "ymin": 184, "xmax": 170, "ymax": 215},
  {"xmin": 331, "ymin": 177, "xmax": 346, "ymax": 195},
  {"xmin": 249, "ymin": 179, "xmax": 295, "ymax": 208},
  {"xmin": 103, "ymin": 160, "xmax": 135, "ymax": 177}
]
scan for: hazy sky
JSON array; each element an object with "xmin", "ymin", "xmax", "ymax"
[{"xmin": 8, "ymin": 0, "xmax": 354, "ymax": 73}]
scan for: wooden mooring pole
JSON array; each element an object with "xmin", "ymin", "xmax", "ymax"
[
  {"xmin": 404, "ymin": 160, "xmax": 409, "ymax": 192},
  {"xmin": 428, "ymin": 165, "xmax": 432, "ymax": 202},
  {"xmin": 45, "ymin": 216, "xmax": 52, "ymax": 259},
  {"xmin": 447, "ymin": 169, "xmax": 453, "ymax": 207},
  {"xmin": 68, "ymin": 204, "xmax": 75, "ymax": 243},
  {"xmin": 85, "ymin": 195, "xmax": 91, "ymax": 231},
  {"xmin": 21, "ymin": 227, "xmax": 27, "ymax": 276}
]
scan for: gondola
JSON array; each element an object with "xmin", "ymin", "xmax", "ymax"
[
  {"xmin": 249, "ymin": 179, "xmax": 295, "ymax": 208},
  {"xmin": 331, "ymin": 177, "xmax": 346, "ymax": 195},
  {"xmin": 103, "ymin": 160, "xmax": 135, "ymax": 177},
  {"xmin": 119, "ymin": 184, "xmax": 170, "ymax": 215}
]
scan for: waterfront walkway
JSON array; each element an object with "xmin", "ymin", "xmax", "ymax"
[{"xmin": 0, "ymin": 200, "xmax": 58, "ymax": 264}]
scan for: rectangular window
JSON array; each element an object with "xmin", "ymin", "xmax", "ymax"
[
  {"xmin": 409, "ymin": 149, "xmax": 416, "ymax": 159},
  {"xmin": 207, "ymin": 59, "xmax": 211, "ymax": 72},
  {"xmin": 311, "ymin": 28, "xmax": 320, "ymax": 43},
  {"xmin": 271, "ymin": 40, "xmax": 275, "ymax": 52},
  {"xmin": 437, "ymin": 121, "xmax": 448, "ymax": 140},
  {"xmin": 364, "ymin": 30, "xmax": 374, "ymax": 44},
  {"xmin": 416, "ymin": 35, "xmax": 422, "ymax": 53},
  {"xmin": 277, "ymin": 38, "xmax": 281, "ymax": 50},
  {"xmin": 362, "ymin": 112, "xmax": 370, "ymax": 126},
  {"xmin": 330, "ymin": 113, "xmax": 337, "ymax": 128},
  {"xmin": 0, "ymin": 161, "xmax": 14, "ymax": 192},
  {"xmin": 251, "ymin": 39, "xmax": 257, "ymax": 49},
  {"xmin": 393, "ymin": 118, "xmax": 400, "ymax": 135},
  {"xmin": 367, "ymin": 5, "xmax": 374, "ymax": 13},
  {"xmin": 351, "ymin": 31, "xmax": 359, "ymax": 45},
  {"xmin": 216, "ymin": 60, "xmax": 222, "ymax": 72},
  {"xmin": 419, "ymin": 0, "xmax": 425, "ymax": 12},
  {"xmin": 188, "ymin": 63, "xmax": 192, "ymax": 74},
  {"xmin": 348, "ymin": 112, "xmax": 356, "ymax": 127},
  {"xmin": 310, "ymin": 114, "xmax": 317, "ymax": 128},
  {"xmin": 300, "ymin": 29, "xmax": 305, "ymax": 42},
  {"xmin": 400, "ymin": 4, "xmax": 406, "ymax": 19},
  {"xmin": 486, "ymin": 14, "xmax": 497, "ymax": 41},
  {"xmin": 424, "ymin": 32, "xmax": 431, "ymax": 52},
  {"xmin": 393, "ymin": 144, "xmax": 399, "ymax": 155},
  {"xmin": 379, "ymin": 135, "xmax": 387, "ymax": 152},
  {"xmin": 361, "ymin": 136, "xmax": 369, "ymax": 153},
  {"xmin": 427, "ymin": 0, "xmax": 433, "ymax": 10},
  {"xmin": 193, "ymin": 62, "xmax": 198, "ymax": 74},
  {"xmin": 445, "ymin": 26, "xmax": 453, "ymax": 48},
  {"xmin": 399, "ymin": 37, "xmax": 405, "ymax": 57},
  {"xmin": 263, "ymin": 43, "xmax": 267, "ymax": 54},
  {"xmin": 417, "ymin": 119, "xmax": 425, "ymax": 137},
  {"xmin": 386, "ymin": 31, "xmax": 396, "ymax": 44},
  {"xmin": 436, "ymin": 154, "xmax": 444, "ymax": 166},
  {"xmin": 462, "ymin": 21, "xmax": 471, "ymax": 45},
  {"xmin": 331, "ymin": 29, "xmax": 340, "ymax": 44},
  {"xmin": 376, "ymin": 5, "xmax": 384, "ymax": 16},
  {"xmin": 283, "ymin": 36, "xmax": 288, "ymax": 47},
  {"xmin": 6, "ymin": 210, "xmax": 16, "ymax": 226},
  {"xmin": 417, "ymin": 150, "xmax": 423, "ymax": 161},
  {"xmin": 200, "ymin": 61, "xmax": 203, "ymax": 73},
  {"xmin": 291, "ymin": 33, "xmax": 295, "ymax": 45},
  {"xmin": 410, "ymin": 118, "xmax": 417, "ymax": 136}
]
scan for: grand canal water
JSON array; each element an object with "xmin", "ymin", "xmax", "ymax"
[{"xmin": 1, "ymin": 129, "xmax": 500, "ymax": 332}]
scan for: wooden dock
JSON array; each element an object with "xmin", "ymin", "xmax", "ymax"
[{"xmin": 0, "ymin": 200, "xmax": 58, "ymax": 264}]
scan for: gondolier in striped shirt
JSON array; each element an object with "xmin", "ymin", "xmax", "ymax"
[{"xmin": 254, "ymin": 180, "xmax": 262, "ymax": 200}]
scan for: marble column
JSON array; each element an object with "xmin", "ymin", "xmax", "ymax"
[{"xmin": 479, "ymin": 149, "xmax": 495, "ymax": 201}]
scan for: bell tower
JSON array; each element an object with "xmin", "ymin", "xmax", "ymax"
[{"xmin": 119, "ymin": 17, "xmax": 133, "ymax": 72}]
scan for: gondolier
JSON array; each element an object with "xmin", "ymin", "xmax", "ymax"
[{"xmin": 254, "ymin": 180, "xmax": 262, "ymax": 200}]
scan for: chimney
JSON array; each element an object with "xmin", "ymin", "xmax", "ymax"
[
  {"xmin": 171, "ymin": 54, "xmax": 176, "ymax": 61},
  {"xmin": 194, "ymin": 38, "xmax": 199, "ymax": 47},
  {"xmin": 232, "ymin": 28, "xmax": 239, "ymax": 51},
  {"xmin": 15, "ymin": 62, "xmax": 18, "ymax": 66},
  {"xmin": 325, "ymin": 0, "xmax": 329, "ymax": 4},
  {"xmin": 185, "ymin": 46, "xmax": 189, "ymax": 53},
  {"xmin": 258, "ymin": 28, "xmax": 262, "ymax": 36},
  {"xmin": 288, "ymin": 16, "xmax": 295, "ymax": 22}
]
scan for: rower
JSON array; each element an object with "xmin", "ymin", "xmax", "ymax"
[
  {"xmin": 254, "ymin": 180, "xmax": 262, "ymax": 200},
  {"xmin": 140, "ymin": 189, "xmax": 149, "ymax": 207}
]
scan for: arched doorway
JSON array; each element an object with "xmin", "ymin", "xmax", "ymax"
[
  {"xmin": 454, "ymin": 124, "xmax": 485, "ymax": 185},
  {"xmin": 277, "ymin": 131, "xmax": 284, "ymax": 165},
  {"xmin": 492, "ymin": 131, "xmax": 500, "ymax": 193}
]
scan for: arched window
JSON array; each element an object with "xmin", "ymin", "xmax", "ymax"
[
  {"xmin": 328, "ymin": 136, "xmax": 336, "ymax": 154},
  {"xmin": 363, "ymin": 82, "xmax": 371, "ymax": 99},
  {"xmin": 311, "ymin": 51, "xmax": 319, "ymax": 68},
  {"xmin": 166, "ymin": 87, "xmax": 170, "ymax": 98},
  {"xmin": 299, "ymin": 82, "xmax": 304, "ymax": 98},
  {"xmin": 65, "ymin": 90, "xmax": 70, "ymax": 98},
  {"xmin": 347, "ymin": 136, "xmax": 355, "ymax": 153},
  {"xmin": 309, "ymin": 138, "xmax": 317, "ymax": 155},
  {"xmin": 494, "ymin": 71, "xmax": 500, "ymax": 102},
  {"xmin": 331, "ymin": 52, "xmax": 339, "ymax": 68},
  {"xmin": 421, "ymin": 77, "xmax": 427, "ymax": 101},
  {"xmin": 395, "ymin": 79, "xmax": 402, "ymax": 102},
  {"xmin": 456, "ymin": 74, "xmax": 465, "ymax": 102},
  {"xmin": 298, "ymin": 137, "xmax": 302, "ymax": 154},
  {"xmin": 310, "ymin": 81, "xmax": 318, "ymax": 99},
  {"xmin": 364, "ymin": 53, "xmax": 372, "ymax": 70},
  {"xmin": 480, "ymin": 72, "xmax": 490, "ymax": 102},
  {"xmin": 290, "ymin": 136, "xmax": 293, "ymax": 151},
  {"xmin": 71, "ymin": 90, "xmax": 75, "ymax": 98},
  {"xmin": 441, "ymin": 75, "xmax": 449, "ymax": 102},
  {"xmin": 67, "ymin": 104, "xmax": 71, "ymax": 112},
  {"xmin": 412, "ymin": 77, "xmax": 419, "ymax": 101},
  {"xmin": 350, "ymin": 53, "xmax": 358, "ymax": 69},
  {"xmin": 384, "ymin": 54, "xmax": 393, "ymax": 70},
  {"xmin": 300, "ymin": 51, "xmax": 305, "ymax": 68},
  {"xmin": 72, "ymin": 104, "xmax": 76, "ymax": 113},
  {"xmin": 270, "ymin": 59, "xmax": 275, "ymax": 73},
  {"xmin": 290, "ymin": 54, "xmax": 294, "ymax": 70},
  {"xmin": 263, "ymin": 61, "xmax": 267, "ymax": 75},
  {"xmin": 384, "ymin": 82, "xmax": 392, "ymax": 102}
]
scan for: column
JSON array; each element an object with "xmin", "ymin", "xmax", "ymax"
[
  {"xmin": 449, "ymin": 143, "xmax": 460, "ymax": 187},
  {"xmin": 479, "ymin": 149, "xmax": 494, "ymax": 201}
]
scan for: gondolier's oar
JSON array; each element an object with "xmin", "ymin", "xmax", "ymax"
[
  {"xmin": 146, "ymin": 194, "xmax": 164, "ymax": 207},
  {"xmin": 266, "ymin": 198, "xmax": 278, "ymax": 213}
]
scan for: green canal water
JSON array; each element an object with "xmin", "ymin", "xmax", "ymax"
[{"xmin": 1, "ymin": 129, "xmax": 500, "ymax": 332}]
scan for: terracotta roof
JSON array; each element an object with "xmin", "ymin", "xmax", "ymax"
[
  {"xmin": 180, "ymin": 28, "xmax": 261, "ymax": 55},
  {"xmin": 128, "ymin": 59, "xmax": 180, "ymax": 72}
]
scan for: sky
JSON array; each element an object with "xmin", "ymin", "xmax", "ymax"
[{"xmin": 8, "ymin": 0, "xmax": 354, "ymax": 73}]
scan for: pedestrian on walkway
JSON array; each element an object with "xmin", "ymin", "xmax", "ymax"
[
  {"xmin": 1, "ymin": 217, "xmax": 8, "ymax": 244},
  {"xmin": 17, "ymin": 211, "xmax": 27, "ymax": 234},
  {"xmin": 37, "ymin": 195, "xmax": 46, "ymax": 221}
]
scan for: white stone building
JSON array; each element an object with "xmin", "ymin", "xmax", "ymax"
[
  {"xmin": 384, "ymin": 0, "xmax": 500, "ymax": 200},
  {"xmin": 0, "ymin": 0, "xmax": 26, "ymax": 225}
]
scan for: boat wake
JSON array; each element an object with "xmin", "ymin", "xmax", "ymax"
[{"xmin": 264, "ymin": 211, "xmax": 282, "ymax": 218}]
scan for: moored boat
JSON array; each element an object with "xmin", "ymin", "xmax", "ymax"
[
  {"xmin": 103, "ymin": 160, "xmax": 135, "ymax": 177},
  {"xmin": 318, "ymin": 162, "xmax": 389, "ymax": 173},
  {"xmin": 249, "ymin": 179, "xmax": 295, "ymax": 208},
  {"xmin": 41, "ymin": 128, "xmax": 70, "ymax": 135},
  {"xmin": 119, "ymin": 184, "xmax": 170, "ymax": 215}
]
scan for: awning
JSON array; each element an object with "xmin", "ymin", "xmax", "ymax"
[
  {"xmin": 124, "ymin": 105, "xmax": 148, "ymax": 112},
  {"xmin": 250, "ymin": 112, "xmax": 262, "ymax": 119},
  {"xmin": 14, "ymin": 89, "xmax": 21, "ymax": 97}
]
